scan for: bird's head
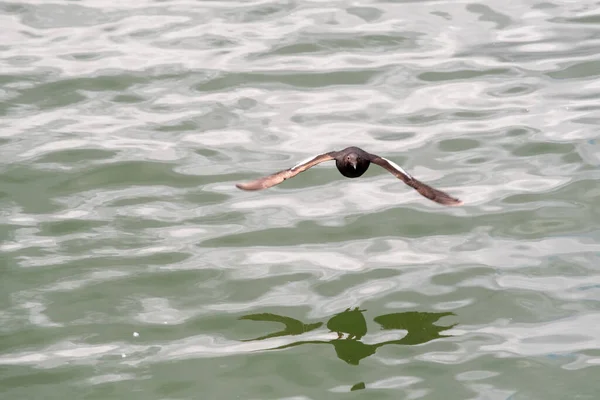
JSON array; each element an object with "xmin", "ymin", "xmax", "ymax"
[{"xmin": 345, "ymin": 153, "xmax": 359, "ymax": 169}]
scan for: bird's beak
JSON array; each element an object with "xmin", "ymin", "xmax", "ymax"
[{"xmin": 351, "ymin": 161, "xmax": 357, "ymax": 169}]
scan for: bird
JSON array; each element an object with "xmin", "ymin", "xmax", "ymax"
[{"xmin": 236, "ymin": 146, "xmax": 463, "ymax": 206}]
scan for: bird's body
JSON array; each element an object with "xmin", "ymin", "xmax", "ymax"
[
  {"xmin": 335, "ymin": 146, "xmax": 370, "ymax": 178},
  {"xmin": 236, "ymin": 146, "xmax": 463, "ymax": 206}
]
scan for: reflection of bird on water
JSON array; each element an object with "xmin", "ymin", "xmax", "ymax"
[
  {"xmin": 327, "ymin": 307, "xmax": 367, "ymax": 340},
  {"xmin": 238, "ymin": 313, "xmax": 322, "ymax": 341},
  {"xmin": 374, "ymin": 311, "xmax": 457, "ymax": 345},
  {"xmin": 236, "ymin": 146, "xmax": 463, "ymax": 206},
  {"xmin": 240, "ymin": 309, "xmax": 456, "ymax": 366}
]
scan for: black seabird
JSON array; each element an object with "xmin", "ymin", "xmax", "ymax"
[{"xmin": 236, "ymin": 146, "xmax": 462, "ymax": 206}]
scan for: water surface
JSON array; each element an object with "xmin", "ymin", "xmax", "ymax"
[{"xmin": 1, "ymin": 1, "xmax": 600, "ymax": 399}]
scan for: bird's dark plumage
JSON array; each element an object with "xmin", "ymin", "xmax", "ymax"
[{"xmin": 236, "ymin": 146, "xmax": 463, "ymax": 206}]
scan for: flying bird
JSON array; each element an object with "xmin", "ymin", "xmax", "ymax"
[{"xmin": 236, "ymin": 146, "xmax": 463, "ymax": 206}]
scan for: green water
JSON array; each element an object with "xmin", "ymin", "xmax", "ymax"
[{"xmin": 2, "ymin": 1, "xmax": 600, "ymax": 399}]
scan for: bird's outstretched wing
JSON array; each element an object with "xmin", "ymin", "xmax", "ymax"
[
  {"xmin": 370, "ymin": 156, "xmax": 463, "ymax": 206},
  {"xmin": 236, "ymin": 152, "xmax": 336, "ymax": 191}
]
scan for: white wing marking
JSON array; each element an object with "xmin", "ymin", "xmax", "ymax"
[
  {"xmin": 382, "ymin": 157, "xmax": 412, "ymax": 179},
  {"xmin": 291, "ymin": 155, "xmax": 317, "ymax": 170}
]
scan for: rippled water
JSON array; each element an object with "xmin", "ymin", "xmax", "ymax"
[{"xmin": 2, "ymin": 0, "xmax": 600, "ymax": 398}]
